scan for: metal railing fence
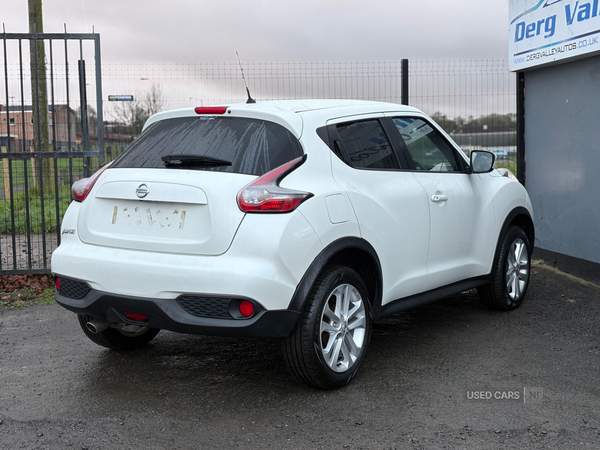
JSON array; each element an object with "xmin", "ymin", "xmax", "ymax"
[
  {"xmin": 1, "ymin": 54, "xmax": 516, "ymax": 274},
  {"xmin": 1, "ymin": 31, "xmax": 103, "ymax": 274}
]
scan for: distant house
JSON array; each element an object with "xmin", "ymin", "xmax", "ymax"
[{"xmin": 0, "ymin": 104, "xmax": 77, "ymax": 150}]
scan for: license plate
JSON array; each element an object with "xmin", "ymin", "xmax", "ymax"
[{"xmin": 111, "ymin": 204, "xmax": 188, "ymax": 230}]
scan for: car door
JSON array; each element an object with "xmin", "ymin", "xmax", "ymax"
[
  {"xmin": 386, "ymin": 115, "xmax": 496, "ymax": 292},
  {"xmin": 326, "ymin": 115, "xmax": 431, "ymax": 302}
]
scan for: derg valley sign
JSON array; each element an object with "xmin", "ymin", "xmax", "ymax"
[{"xmin": 509, "ymin": 0, "xmax": 600, "ymax": 71}]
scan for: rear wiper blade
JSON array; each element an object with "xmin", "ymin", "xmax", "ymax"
[{"xmin": 161, "ymin": 154, "xmax": 232, "ymax": 167}]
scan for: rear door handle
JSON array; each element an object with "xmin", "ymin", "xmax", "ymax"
[{"xmin": 431, "ymin": 194, "xmax": 448, "ymax": 203}]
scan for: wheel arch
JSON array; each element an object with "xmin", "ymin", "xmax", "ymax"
[
  {"xmin": 492, "ymin": 207, "xmax": 535, "ymax": 271},
  {"xmin": 288, "ymin": 237, "xmax": 383, "ymax": 319}
]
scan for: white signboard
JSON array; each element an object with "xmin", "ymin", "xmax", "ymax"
[{"xmin": 509, "ymin": 0, "xmax": 600, "ymax": 71}]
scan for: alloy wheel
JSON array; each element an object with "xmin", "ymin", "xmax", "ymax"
[
  {"xmin": 319, "ymin": 283, "xmax": 367, "ymax": 373},
  {"xmin": 505, "ymin": 237, "xmax": 529, "ymax": 301}
]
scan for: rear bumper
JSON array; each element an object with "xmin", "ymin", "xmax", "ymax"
[
  {"xmin": 55, "ymin": 285, "xmax": 301, "ymax": 338},
  {"xmin": 51, "ymin": 205, "xmax": 324, "ymax": 312}
]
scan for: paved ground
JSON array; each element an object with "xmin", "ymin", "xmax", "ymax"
[{"xmin": 1, "ymin": 263, "xmax": 599, "ymax": 449}]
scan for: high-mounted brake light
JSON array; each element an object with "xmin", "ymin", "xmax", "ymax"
[
  {"xmin": 71, "ymin": 160, "xmax": 114, "ymax": 202},
  {"xmin": 237, "ymin": 156, "xmax": 312, "ymax": 213},
  {"xmin": 194, "ymin": 106, "xmax": 228, "ymax": 115}
]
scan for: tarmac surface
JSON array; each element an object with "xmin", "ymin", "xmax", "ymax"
[{"xmin": 1, "ymin": 263, "xmax": 599, "ymax": 449}]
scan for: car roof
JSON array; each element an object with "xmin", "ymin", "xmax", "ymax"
[
  {"xmin": 229, "ymin": 99, "xmax": 418, "ymax": 113},
  {"xmin": 144, "ymin": 99, "xmax": 423, "ymax": 138}
]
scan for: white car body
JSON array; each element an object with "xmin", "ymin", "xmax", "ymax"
[{"xmin": 52, "ymin": 99, "xmax": 534, "ymax": 388}]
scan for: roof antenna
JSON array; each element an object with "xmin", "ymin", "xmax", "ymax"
[{"xmin": 236, "ymin": 51, "xmax": 256, "ymax": 104}]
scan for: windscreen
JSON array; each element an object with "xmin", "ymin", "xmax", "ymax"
[{"xmin": 112, "ymin": 116, "xmax": 303, "ymax": 176}]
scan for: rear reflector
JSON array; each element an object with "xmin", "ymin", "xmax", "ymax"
[
  {"xmin": 237, "ymin": 156, "xmax": 312, "ymax": 213},
  {"xmin": 239, "ymin": 301, "xmax": 255, "ymax": 317},
  {"xmin": 55, "ymin": 277, "xmax": 61, "ymax": 291},
  {"xmin": 194, "ymin": 106, "xmax": 228, "ymax": 115},
  {"xmin": 72, "ymin": 160, "xmax": 114, "ymax": 202},
  {"xmin": 122, "ymin": 312, "xmax": 149, "ymax": 323}
]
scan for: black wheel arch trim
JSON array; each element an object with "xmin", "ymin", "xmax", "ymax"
[
  {"xmin": 492, "ymin": 207, "xmax": 535, "ymax": 270},
  {"xmin": 287, "ymin": 237, "xmax": 383, "ymax": 318}
]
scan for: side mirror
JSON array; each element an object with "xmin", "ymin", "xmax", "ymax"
[{"xmin": 470, "ymin": 150, "xmax": 495, "ymax": 173}]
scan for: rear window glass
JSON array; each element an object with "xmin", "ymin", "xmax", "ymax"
[
  {"xmin": 112, "ymin": 116, "xmax": 303, "ymax": 176},
  {"xmin": 336, "ymin": 120, "xmax": 400, "ymax": 170}
]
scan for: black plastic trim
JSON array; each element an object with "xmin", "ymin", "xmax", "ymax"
[
  {"xmin": 55, "ymin": 288, "xmax": 301, "ymax": 338},
  {"xmin": 287, "ymin": 237, "xmax": 383, "ymax": 316},
  {"xmin": 492, "ymin": 207, "xmax": 535, "ymax": 270},
  {"xmin": 56, "ymin": 276, "xmax": 92, "ymax": 300},
  {"xmin": 316, "ymin": 125, "xmax": 329, "ymax": 145},
  {"xmin": 470, "ymin": 150, "xmax": 496, "ymax": 174},
  {"xmin": 380, "ymin": 117, "xmax": 413, "ymax": 169},
  {"xmin": 379, "ymin": 275, "xmax": 491, "ymax": 318}
]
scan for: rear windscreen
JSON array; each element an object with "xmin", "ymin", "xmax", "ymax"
[{"xmin": 112, "ymin": 116, "xmax": 303, "ymax": 176}]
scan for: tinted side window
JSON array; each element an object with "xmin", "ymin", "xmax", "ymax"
[
  {"xmin": 393, "ymin": 118, "xmax": 460, "ymax": 172},
  {"xmin": 112, "ymin": 117, "xmax": 303, "ymax": 176},
  {"xmin": 336, "ymin": 120, "xmax": 400, "ymax": 170}
]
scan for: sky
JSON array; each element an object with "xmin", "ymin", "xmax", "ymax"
[
  {"xmin": 1, "ymin": 0, "xmax": 516, "ymax": 121},
  {"xmin": 3, "ymin": 0, "xmax": 512, "ymax": 62}
]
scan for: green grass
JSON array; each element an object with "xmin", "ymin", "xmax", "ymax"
[
  {"xmin": 0, "ymin": 288, "xmax": 55, "ymax": 309},
  {"xmin": 0, "ymin": 157, "xmax": 92, "ymax": 190},
  {"xmin": 0, "ymin": 274, "xmax": 56, "ymax": 309},
  {"xmin": 0, "ymin": 184, "xmax": 72, "ymax": 234},
  {"xmin": 0, "ymin": 149, "xmax": 125, "ymax": 235},
  {"xmin": 495, "ymin": 159, "xmax": 517, "ymax": 173},
  {"xmin": 0, "ymin": 145, "xmax": 126, "ymax": 191}
]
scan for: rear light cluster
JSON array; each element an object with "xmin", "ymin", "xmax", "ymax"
[
  {"xmin": 71, "ymin": 161, "xmax": 114, "ymax": 202},
  {"xmin": 237, "ymin": 156, "xmax": 313, "ymax": 213}
]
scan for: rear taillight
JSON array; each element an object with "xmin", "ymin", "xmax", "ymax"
[
  {"xmin": 71, "ymin": 161, "xmax": 114, "ymax": 202},
  {"xmin": 237, "ymin": 156, "xmax": 312, "ymax": 213}
]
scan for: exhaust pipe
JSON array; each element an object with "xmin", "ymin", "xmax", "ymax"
[{"xmin": 86, "ymin": 320, "xmax": 111, "ymax": 334}]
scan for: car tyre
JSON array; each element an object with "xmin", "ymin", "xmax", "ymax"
[
  {"xmin": 77, "ymin": 314, "xmax": 160, "ymax": 351},
  {"xmin": 478, "ymin": 226, "xmax": 531, "ymax": 311},
  {"xmin": 282, "ymin": 265, "xmax": 372, "ymax": 389}
]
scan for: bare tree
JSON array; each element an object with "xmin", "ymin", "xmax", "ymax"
[
  {"xmin": 144, "ymin": 83, "xmax": 168, "ymax": 116},
  {"xmin": 111, "ymin": 84, "xmax": 168, "ymax": 137},
  {"xmin": 112, "ymin": 99, "xmax": 145, "ymax": 136}
]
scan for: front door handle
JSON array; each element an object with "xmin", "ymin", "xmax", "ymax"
[{"xmin": 431, "ymin": 194, "xmax": 448, "ymax": 203}]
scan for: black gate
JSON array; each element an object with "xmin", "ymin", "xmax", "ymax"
[{"xmin": 1, "ymin": 32, "xmax": 104, "ymax": 274}]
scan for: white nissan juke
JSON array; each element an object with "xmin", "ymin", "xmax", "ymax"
[{"xmin": 52, "ymin": 100, "xmax": 534, "ymax": 389}]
